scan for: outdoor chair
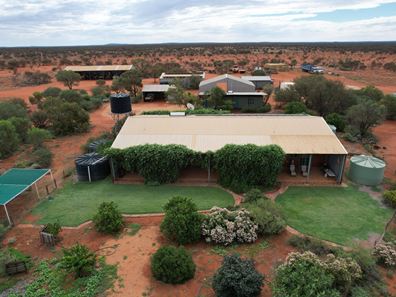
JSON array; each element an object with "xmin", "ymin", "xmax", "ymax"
[{"xmin": 290, "ymin": 164, "xmax": 297, "ymax": 176}]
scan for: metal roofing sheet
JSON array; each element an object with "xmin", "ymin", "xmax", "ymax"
[
  {"xmin": 142, "ymin": 84, "xmax": 170, "ymax": 93},
  {"xmin": 241, "ymin": 76, "xmax": 272, "ymax": 82},
  {"xmin": 111, "ymin": 115, "xmax": 347, "ymax": 155},
  {"xmin": 64, "ymin": 65, "xmax": 133, "ymax": 72}
]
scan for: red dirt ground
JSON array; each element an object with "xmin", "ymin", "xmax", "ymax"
[{"xmin": 372, "ymin": 121, "xmax": 396, "ymax": 181}]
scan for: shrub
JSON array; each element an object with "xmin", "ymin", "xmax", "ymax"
[
  {"xmin": 274, "ymin": 87, "xmax": 300, "ymax": 103},
  {"xmin": 383, "ymin": 190, "xmax": 396, "ymax": 208},
  {"xmin": 9, "ymin": 116, "xmax": 31, "ymax": 143},
  {"xmin": 272, "ymin": 251, "xmax": 340, "ymax": 297},
  {"xmin": 0, "ymin": 248, "xmax": 31, "ymax": 277},
  {"xmin": 287, "ymin": 235, "xmax": 337, "ymax": 256},
  {"xmin": 0, "ymin": 99, "xmax": 28, "ymax": 120},
  {"xmin": 151, "ymin": 246, "xmax": 195, "ymax": 284},
  {"xmin": 212, "ymin": 254, "xmax": 264, "ymax": 297},
  {"xmin": 27, "ymin": 127, "xmax": 52, "ymax": 148},
  {"xmin": 0, "ymin": 120, "xmax": 20, "ymax": 159},
  {"xmin": 44, "ymin": 222, "xmax": 61, "ymax": 236},
  {"xmin": 324, "ymin": 254, "xmax": 362, "ymax": 292},
  {"xmin": 60, "ymin": 244, "xmax": 96, "ymax": 278},
  {"xmin": 160, "ymin": 197, "xmax": 202, "ymax": 244},
  {"xmin": 383, "ymin": 94, "xmax": 396, "ymax": 120},
  {"xmin": 373, "ymin": 242, "xmax": 396, "ymax": 267},
  {"xmin": 284, "ymin": 101, "xmax": 307, "ymax": 114},
  {"xmin": 244, "ymin": 188, "xmax": 264, "ymax": 203},
  {"xmin": 245, "ymin": 199, "xmax": 286, "ymax": 235},
  {"xmin": 32, "ymin": 147, "xmax": 53, "ymax": 168},
  {"xmin": 42, "ymin": 87, "xmax": 62, "ymax": 98},
  {"xmin": 201, "ymin": 207, "xmax": 258, "ymax": 245},
  {"xmin": 325, "ymin": 113, "xmax": 346, "ymax": 132},
  {"xmin": 31, "ymin": 110, "xmax": 48, "ymax": 128},
  {"xmin": 214, "ymin": 144, "xmax": 285, "ymax": 193},
  {"xmin": 93, "ymin": 201, "xmax": 124, "ymax": 234}
]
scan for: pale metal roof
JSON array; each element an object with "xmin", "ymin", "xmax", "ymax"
[
  {"xmin": 199, "ymin": 74, "xmax": 255, "ymax": 88},
  {"xmin": 111, "ymin": 115, "xmax": 347, "ymax": 155},
  {"xmin": 142, "ymin": 84, "xmax": 170, "ymax": 93},
  {"xmin": 241, "ymin": 76, "xmax": 273, "ymax": 82},
  {"xmin": 160, "ymin": 72, "xmax": 205, "ymax": 79},
  {"xmin": 64, "ymin": 65, "xmax": 133, "ymax": 72}
]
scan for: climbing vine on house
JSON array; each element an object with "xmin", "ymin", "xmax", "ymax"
[
  {"xmin": 105, "ymin": 143, "xmax": 285, "ymax": 191},
  {"xmin": 213, "ymin": 144, "xmax": 285, "ymax": 193},
  {"xmin": 105, "ymin": 144, "xmax": 206, "ymax": 184}
]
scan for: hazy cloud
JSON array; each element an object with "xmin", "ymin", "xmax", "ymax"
[{"xmin": 0, "ymin": 0, "xmax": 395, "ymax": 46}]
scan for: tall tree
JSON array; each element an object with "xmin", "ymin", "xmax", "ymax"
[
  {"xmin": 206, "ymin": 87, "xmax": 232, "ymax": 110},
  {"xmin": 55, "ymin": 70, "xmax": 81, "ymax": 90},
  {"xmin": 118, "ymin": 69, "xmax": 142, "ymax": 97},
  {"xmin": 346, "ymin": 98, "xmax": 384, "ymax": 137}
]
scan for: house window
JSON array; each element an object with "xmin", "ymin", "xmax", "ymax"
[{"xmin": 248, "ymin": 98, "xmax": 255, "ymax": 105}]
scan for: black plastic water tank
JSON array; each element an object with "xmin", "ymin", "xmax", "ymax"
[
  {"xmin": 87, "ymin": 139, "xmax": 108, "ymax": 153},
  {"xmin": 110, "ymin": 93, "xmax": 131, "ymax": 114},
  {"xmin": 75, "ymin": 153, "xmax": 110, "ymax": 182}
]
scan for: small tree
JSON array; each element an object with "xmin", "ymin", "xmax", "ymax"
[
  {"xmin": 206, "ymin": 87, "xmax": 232, "ymax": 110},
  {"xmin": 27, "ymin": 127, "xmax": 52, "ymax": 148},
  {"xmin": 93, "ymin": 201, "xmax": 124, "ymax": 234},
  {"xmin": 284, "ymin": 101, "xmax": 307, "ymax": 114},
  {"xmin": 346, "ymin": 98, "xmax": 384, "ymax": 138},
  {"xmin": 383, "ymin": 94, "xmax": 396, "ymax": 120},
  {"xmin": 213, "ymin": 254, "xmax": 264, "ymax": 297},
  {"xmin": 325, "ymin": 113, "xmax": 346, "ymax": 132},
  {"xmin": 0, "ymin": 120, "xmax": 20, "ymax": 159},
  {"xmin": 160, "ymin": 197, "xmax": 202, "ymax": 244},
  {"xmin": 151, "ymin": 246, "xmax": 195, "ymax": 284},
  {"xmin": 9, "ymin": 116, "xmax": 31, "ymax": 143},
  {"xmin": 118, "ymin": 69, "xmax": 142, "ymax": 97},
  {"xmin": 31, "ymin": 110, "xmax": 49, "ymax": 128},
  {"xmin": 274, "ymin": 87, "xmax": 300, "ymax": 103},
  {"xmin": 60, "ymin": 244, "xmax": 96, "ymax": 278},
  {"xmin": 55, "ymin": 70, "xmax": 81, "ymax": 89}
]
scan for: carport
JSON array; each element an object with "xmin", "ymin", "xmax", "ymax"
[
  {"xmin": 0, "ymin": 168, "xmax": 55, "ymax": 226},
  {"xmin": 142, "ymin": 84, "xmax": 171, "ymax": 101}
]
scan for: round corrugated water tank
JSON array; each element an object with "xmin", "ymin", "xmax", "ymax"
[
  {"xmin": 349, "ymin": 155, "xmax": 386, "ymax": 186},
  {"xmin": 110, "ymin": 93, "xmax": 131, "ymax": 114},
  {"xmin": 75, "ymin": 153, "xmax": 110, "ymax": 182}
]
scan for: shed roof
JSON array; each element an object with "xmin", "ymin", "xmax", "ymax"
[
  {"xmin": 241, "ymin": 76, "xmax": 273, "ymax": 82},
  {"xmin": 64, "ymin": 65, "xmax": 133, "ymax": 72},
  {"xmin": 0, "ymin": 168, "xmax": 50, "ymax": 205},
  {"xmin": 199, "ymin": 74, "xmax": 254, "ymax": 88},
  {"xmin": 142, "ymin": 84, "xmax": 171, "ymax": 93},
  {"xmin": 111, "ymin": 115, "xmax": 347, "ymax": 155}
]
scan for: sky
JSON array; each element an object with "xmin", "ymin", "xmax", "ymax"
[{"xmin": 1, "ymin": 0, "xmax": 396, "ymax": 47}]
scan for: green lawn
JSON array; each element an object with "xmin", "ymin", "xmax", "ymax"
[
  {"xmin": 31, "ymin": 179, "xmax": 234, "ymax": 226},
  {"xmin": 276, "ymin": 186, "xmax": 393, "ymax": 246}
]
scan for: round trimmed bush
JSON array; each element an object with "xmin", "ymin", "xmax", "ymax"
[
  {"xmin": 213, "ymin": 254, "xmax": 264, "ymax": 297},
  {"xmin": 151, "ymin": 246, "xmax": 195, "ymax": 284},
  {"xmin": 160, "ymin": 196, "xmax": 202, "ymax": 244},
  {"xmin": 93, "ymin": 201, "xmax": 124, "ymax": 234},
  {"xmin": 244, "ymin": 188, "xmax": 264, "ymax": 203}
]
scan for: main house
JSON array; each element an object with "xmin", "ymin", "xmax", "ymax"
[
  {"xmin": 111, "ymin": 114, "xmax": 348, "ymax": 184},
  {"xmin": 199, "ymin": 74, "xmax": 267, "ymax": 110}
]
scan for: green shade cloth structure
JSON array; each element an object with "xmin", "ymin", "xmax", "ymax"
[{"xmin": 0, "ymin": 168, "xmax": 52, "ymax": 226}]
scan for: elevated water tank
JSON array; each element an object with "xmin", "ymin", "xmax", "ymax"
[
  {"xmin": 349, "ymin": 155, "xmax": 386, "ymax": 186},
  {"xmin": 75, "ymin": 153, "xmax": 110, "ymax": 182},
  {"xmin": 110, "ymin": 93, "xmax": 131, "ymax": 114}
]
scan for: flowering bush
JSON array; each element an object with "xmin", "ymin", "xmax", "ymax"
[
  {"xmin": 201, "ymin": 207, "xmax": 258, "ymax": 245},
  {"xmin": 373, "ymin": 242, "xmax": 396, "ymax": 267},
  {"xmin": 323, "ymin": 254, "xmax": 362, "ymax": 289}
]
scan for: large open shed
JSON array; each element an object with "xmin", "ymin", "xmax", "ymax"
[
  {"xmin": 111, "ymin": 115, "xmax": 348, "ymax": 184},
  {"xmin": 64, "ymin": 65, "xmax": 133, "ymax": 80},
  {"xmin": 0, "ymin": 168, "xmax": 55, "ymax": 226}
]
